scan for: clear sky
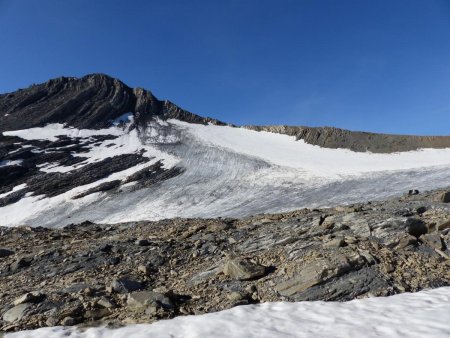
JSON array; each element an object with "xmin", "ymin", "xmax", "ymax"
[{"xmin": 1, "ymin": 0, "xmax": 450, "ymax": 135}]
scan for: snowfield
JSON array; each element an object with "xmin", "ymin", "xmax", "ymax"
[
  {"xmin": 175, "ymin": 120, "xmax": 450, "ymax": 177},
  {"xmin": 2, "ymin": 119, "xmax": 450, "ymax": 227},
  {"xmin": 6, "ymin": 287, "xmax": 450, "ymax": 338}
]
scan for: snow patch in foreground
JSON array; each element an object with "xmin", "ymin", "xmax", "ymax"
[{"xmin": 7, "ymin": 287, "xmax": 450, "ymax": 338}]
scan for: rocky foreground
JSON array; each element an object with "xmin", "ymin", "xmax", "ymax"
[{"xmin": 1, "ymin": 189, "xmax": 450, "ymax": 333}]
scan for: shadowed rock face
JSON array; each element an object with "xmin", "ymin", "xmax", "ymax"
[
  {"xmin": 0, "ymin": 74, "xmax": 224, "ymax": 132},
  {"xmin": 245, "ymin": 125, "xmax": 450, "ymax": 153}
]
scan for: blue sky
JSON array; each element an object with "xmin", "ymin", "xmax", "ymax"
[{"xmin": 1, "ymin": 0, "xmax": 450, "ymax": 135}]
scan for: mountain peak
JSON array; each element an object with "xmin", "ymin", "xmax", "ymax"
[{"xmin": 0, "ymin": 74, "xmax": 224, "ymax": 132}]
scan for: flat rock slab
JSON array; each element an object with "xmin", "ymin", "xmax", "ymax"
[
  {"xmin": 277, "ymin": 253, "xmax": 365, "ymax": 297},
  {"xmin": 222, "ymin": 257, "xmax": 266, "ymax": 281},
  {"xmin": 3, "ymin": 303, "xmax": 32, "ymax": 323},
  {"xmin": 14, "ymin": 292, "xmax": 45, "ymax": 305},
  {"xmin": 111, "ymin": 278, "xmax": 143, "ymax": 293},
  {"xmin": 127, "ymin": 291, "xmax": 173, "ymax": 309}
]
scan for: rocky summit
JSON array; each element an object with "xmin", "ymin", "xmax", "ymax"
[
  {"xmin": 0, "ymin": 188, "xmax": 449, "ymax": 332},
  {"xmin": 0, "ymin": 73, "xmax": 224, "ymax": 133}
]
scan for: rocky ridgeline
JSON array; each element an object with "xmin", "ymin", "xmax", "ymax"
[
  {"xmin": 245, "ymin": 125, "xmax": 450, "ymax": 153},
  {"xmin": 1, "ymin": 189, "xmax": 450, "ymax": 333},
  {"xmin": 3, "ymin": 73, "xmax": 450, "ymax": 154}
]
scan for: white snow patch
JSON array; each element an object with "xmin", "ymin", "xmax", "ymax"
[
  {"xmin": 70, "ymin": 128, "xmax": 178, "ymax": 168},
  {"xmin": 112, "ymin": 112, "xmax": 134, "ymax": 126},
  {"xmin": 36, "ymin": 162, "xmax": 83, "ymax": 173},
  {"xmin": 172, "ymin": 120, "xmax": 450, "ymax": 178},
  {"xmin": 0, "ymin": 183, "xmax": 27, "ymax": 199},
  {"xmin": 2, "ymin": 123, "xmax": 124, "ymax": 141},
  {"xmin": 0, "ymin": 159, "xmax": 23, "ymax": 167},
  {"xmin": 6, "ymin": 287, "xmax": 450, "ymax": 338}
]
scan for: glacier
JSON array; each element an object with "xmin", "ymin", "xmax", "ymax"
[{"xmin": 2, "ymin": 118, "xmax": 450, "ymax": 228}]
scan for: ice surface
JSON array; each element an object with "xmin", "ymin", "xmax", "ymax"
[
  {"xmin": 2, "ymin": 120, "xmax": 450, "ymax": 227},
  {"xmin": 173, "ymin": 120, "xmax": 450, "ymax": 177},
  {"xmin": 6, "ymin": 287, "xmax": 450, "ymax": 338}
]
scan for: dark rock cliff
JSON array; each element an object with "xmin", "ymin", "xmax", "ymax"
[{"xmin": 0, "ymin": 74, "xmax": 224, "ymax": 132}]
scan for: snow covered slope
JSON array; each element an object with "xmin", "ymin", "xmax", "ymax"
[
  {"xmin": 2, "ymin": 116, "xmax": 450, "ymax": 227},
  {"xmin": 6, "ymin": 287, "xmax": 450, "ymax": 338}
]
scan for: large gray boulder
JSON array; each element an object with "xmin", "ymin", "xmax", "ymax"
[
  {"xmin": 222, "ymin": 257, "xmax": 266, "ymax": 281},
  {"xmin": 110, "ymin": 277, "xmax": 143, "ymax": 293},
  {"xmin": 3, "ymin": 303, "xmax": 32, "ymax": 323},
  {"xmin": 276, "ymin": 253, "xmax": 365, "ymax": 297},
  {"xmin": 127, "ymin": 291, "xmax": 173, "ymax": 309}
]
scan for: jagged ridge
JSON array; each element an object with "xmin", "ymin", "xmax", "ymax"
[{"xmin": 0, "ymin": 74, "xmax": 224, "ymax": 133}]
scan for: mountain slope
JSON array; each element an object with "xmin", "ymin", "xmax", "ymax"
[{"xmin": 2, "ymin": 74, "xmax": 450, "ymax": 227}]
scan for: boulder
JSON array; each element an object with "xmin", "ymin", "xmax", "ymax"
[
  {"xmin": 323, "ymin": 237, "xmax": 345, "ymax": 249},
  {"xmin": 127, "ymin": 291, "xmax": 173, "ymax": 309},
  {"xmin": 2, "ymin": 303, "xmax": 31, "ymax": 322},
  {"xmin": 276, "ymin": 253, "xmax": 364, "ymax": 297},
  {"xmin": 14, "ymin": 292, "xmax": 45, "ymax": 305},
  {"xmin": 110, "ymin": 277, "xmax": 143, "ymax": 293},
  {"xmin": 148, "ymin": 255, "xmax": 166, "ymax": 268},
  {"xmin": 395, "ymin": 235, "xmax": 417, "ymax": 249},
  {"xmin": 60, "ymin": 316, "xmax": 77, "ymax": 326},
  {"xmin": 83, "ymin": 308, "xmax": 111, "ymax": 320},
  {"xmin": 405, "ymin": 218, "xmax": 428, "ymax": 238},
  {"xmin": 10, "ymin": 256, "xmax": 32, "ymax": 271},
  {"xmin": 97, "ymin": 296, "xmax": 116, "ymax": 309},
  {"xmin": 97, "ymin": 243, "xmax": 112, "ymax": 253},
  {"xmin": 422, "ymin": 233, "xmax": 444, "ymax": 251},
  {"xmin": 415, "ymin": 206, "xmax": 427, "ymax": 215},
  {"xmin": 138, "ymin": 264, "xmax": 152, "ymax": 275},
  {"xmin": 440, "ymin": 191, "xmax": 450, "ymax": 203},
  {"xmin": 135, "ymin": 239, "xmax": 150, "ymax": 246},
  {"xmin": 222, "ymin": 257, "xmax": 266, "ymax": 281},
  {"xmin": 438, "ymin": 220, "xmax": 450, "ymax": 231},
  {"xmin": 0, "ymin": 248, "xmax": 15, "ymax": 258}
]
